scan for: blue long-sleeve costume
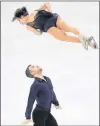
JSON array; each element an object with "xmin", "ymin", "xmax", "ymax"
[{"xmin": 25, "ymin": 76, "xmax": 59, "ymax": 119}]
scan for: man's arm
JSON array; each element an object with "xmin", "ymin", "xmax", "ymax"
[
  {"xmin": 38, "ymin": 2, "xmax": 52, "ymax": 12},
  {"xmin": 25, "ymin": 83, "xmax": 40, "ymax": 119},
  {"xmin": 47, "ymin": 77, "xmax": 59, "ymax": 106},
  {"xmin": 52, "ymin": 90, "xmax": 59, "ymax": 106},
  {"xmin": 52, "ymin": 90, "xmax": 61, "ymax": 109}
]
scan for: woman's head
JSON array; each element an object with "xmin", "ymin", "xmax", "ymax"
[{"xmin": 12, "ymin": 6, "xmax": 29, "ymax": 24}]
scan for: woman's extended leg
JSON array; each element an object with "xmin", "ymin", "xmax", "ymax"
[
  {"xmin": 47, "ymin": 27, "xmax": 80, "ymax": 43},
  {"xmin": 48, "ymin": 16, "xmax": 98, "ymax": 50},
  {"xmin": 55, "ymin": 17, "xmax": 89, "ymax": 49},
  {"xmin": 56, "ymin": 16, "xmax": 80, "ymax": 36}
]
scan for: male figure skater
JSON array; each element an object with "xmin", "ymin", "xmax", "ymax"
[{"xmin": 22, "ymin": 64, "xmax": 61, "ymax": 126}]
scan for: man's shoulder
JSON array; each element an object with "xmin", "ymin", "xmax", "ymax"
[
  {"xmin": 31, "ymin": 80, "xmax": 40, "ymax": 88},
  {"xmin": 44, "ymin": 76, "xmax": 51, "ymax": 80}
]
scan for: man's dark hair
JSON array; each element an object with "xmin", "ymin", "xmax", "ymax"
[
  {"xmin": 25, "ymin": 65, "xmax": 34, "ymax": 78},
  {"xmin": 12, "ymin": 6, "xmax": 29, "ymax": 22}
]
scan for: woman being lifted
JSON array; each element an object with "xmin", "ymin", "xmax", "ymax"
[{"xmin": 12, "ymin": 2, "xmax": 98, "ymax": 50}]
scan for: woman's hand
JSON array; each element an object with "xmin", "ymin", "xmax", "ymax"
[
  {"xmin": 26, "ymin": 25, "xmax": 42, "ymax": 35},
  {"xmin": 44, "ymin": 2, "xmax": 52, "ymax": 12},
  {"xmin": 39, "ymin": 2, "xmax": 52, "ymax": 12}
]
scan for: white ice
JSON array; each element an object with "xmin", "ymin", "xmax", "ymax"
[{"xmin": 1, "ymin": 2, "xmax": 99, "ymax": 125}]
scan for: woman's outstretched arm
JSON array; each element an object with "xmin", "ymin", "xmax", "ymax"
[
  {"xmin": 26, "ymin": 25, "xmax": 42, "ymax": 35},
  {"xmin": 38, "ymin": 2, "xmax": 52, "ymax": 12}
]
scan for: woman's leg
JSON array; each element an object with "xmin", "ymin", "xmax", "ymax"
[
  {"xmin": 56, "ymin": 16, "xmax": 80, "ymax": 36},
  {"xmin": 47, "ymin": 27, "xmax": 80, "ymax": 43},
  {"xmin": 52, "ymin": 16, "xmax": 98, "ymax": 49}
]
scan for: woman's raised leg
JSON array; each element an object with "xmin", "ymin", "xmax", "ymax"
[
  {"xmin": 56, "ymin": 16, "xmax": 80, "ymax": 36},
  {"xmin": 47, "ymin": 27, "xmax": 80, "ymax": 43}
]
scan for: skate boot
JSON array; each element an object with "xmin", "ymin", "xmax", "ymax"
[
  {"xmin": 79, "ymin": 34, "xmax": 88, "ymax": 50},
  {"xmin": 86, "ymin": 36, "xmax": 98, "ymax": 49}
]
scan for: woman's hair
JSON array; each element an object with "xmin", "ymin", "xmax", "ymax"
[
  {"xmin": 25, "ymin": 65, "xmax": 34, "ymax": 78},
  {"xmin": 12, "ymin": 6, "xmax": 29, "ymax": 22}
]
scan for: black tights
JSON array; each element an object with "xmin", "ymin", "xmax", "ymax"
[{"xmin": 32, "ymin": 108, "xmax": 58, "ymax": 126}]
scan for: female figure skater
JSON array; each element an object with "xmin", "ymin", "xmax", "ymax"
[{"xmin": 12, "ymin": 2, "xmax": 98, "ymax": 50}]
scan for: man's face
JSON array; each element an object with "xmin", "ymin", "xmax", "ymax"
[{"xmin": 29, "ymin": 65, "xmax": 42, "ymax": 75}]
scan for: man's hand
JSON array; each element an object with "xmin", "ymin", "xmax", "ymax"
[
  {"xmin": 22, "ymin": 119, "xmax": 32, "ymax": 125},
  {"xmin": 55, "ymin": 105, "xmax": 62, "ymax": 109}
]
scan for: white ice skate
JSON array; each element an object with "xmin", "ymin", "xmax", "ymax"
[
  {"xmin": 86, "ymin": 36, "xmax": 98, "ymax": 49},
  {"xmin": 79, "ymin": 34, "xmax": 88, "ymax": 50}
]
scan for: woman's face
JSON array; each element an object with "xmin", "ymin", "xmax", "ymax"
[{"xmin": 17, "ymin": 16, "xmax": 27, "ymax": 24}]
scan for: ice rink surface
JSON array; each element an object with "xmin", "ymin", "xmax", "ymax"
[{"xmin": 1, "ymin": 2, "xmax": 99, "ymax": 125}]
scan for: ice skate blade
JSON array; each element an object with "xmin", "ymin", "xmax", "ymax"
[{"xmin": 88, "ymin": 36, "xmax": 99, "ymax": 49}]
